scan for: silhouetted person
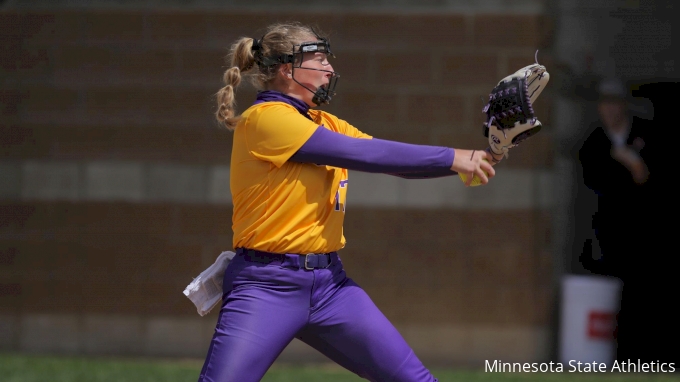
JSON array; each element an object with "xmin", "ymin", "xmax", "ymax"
[{"xmin": 578, "ymin": 78, "xmax": 674, "ymax": 366}]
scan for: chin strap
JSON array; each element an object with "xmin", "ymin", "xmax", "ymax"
[{"xmin": 291, "ymin": 67, "xmax": 339, "ymax": 106}]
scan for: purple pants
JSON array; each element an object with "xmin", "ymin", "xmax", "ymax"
[{"xmin": 197, "ymin": 250, "xmax": 437, "ymax": 382}]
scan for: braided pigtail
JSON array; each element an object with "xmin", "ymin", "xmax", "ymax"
[{"xmin": 215, "ymin": 37, "xmax": 257, "ymax": 130}]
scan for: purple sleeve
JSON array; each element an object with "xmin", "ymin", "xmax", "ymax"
[
  {"xmin": 289, "ymin": 126, "xmax": 456, "ymax": 175},
  {"xmin": 388, "ymin": 170, "xmax": 458, "ymax": 179}
]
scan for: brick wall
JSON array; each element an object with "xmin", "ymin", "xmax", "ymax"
[{"xmin": 1, "ymin": 8, "xmax": 556, "ymax": 364}]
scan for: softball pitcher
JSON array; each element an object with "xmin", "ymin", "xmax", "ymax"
[{"xmin": 197, "ymin": 22, "xmax": 499, "ymax": 382}]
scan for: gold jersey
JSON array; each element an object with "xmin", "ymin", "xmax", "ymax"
[{"xmin": 230, "ymin": 102, "xmax": 372, "ymax": 254}]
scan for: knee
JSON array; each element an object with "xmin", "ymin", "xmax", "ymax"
[{"xmin": 384, "ymin": 350, "xmax": 437, "ymax": 382}]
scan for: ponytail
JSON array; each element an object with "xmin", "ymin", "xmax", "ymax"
[{"xmin": 215, "ymin": 37, "xmax": 256, "ymax": 130}]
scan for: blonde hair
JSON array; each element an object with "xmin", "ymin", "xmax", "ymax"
[{"xmin": 215, "ymin": 22, "xmax": 324, "ymax": 130}]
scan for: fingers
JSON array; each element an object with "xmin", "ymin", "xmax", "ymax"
[
  {"xmin": 480, "ymin": 159, "xmax": 495, "ymax": 178},
  {"xmin": 473, "ymin": 169, "xmax": 488, "ymax": 185},
  {"xmin": 470, "ymin": 159, "xmax": 495, "ymax": 186},
  {"xmin": 471, "ymin": 150, "xmax": 495, "ymax": 177},
  {"xmin": 464, "ymin": 173, "xmax": 474, "ymax": 187},
  {"xmin": 452, "ymin": 148, "xmax": 497, "ymax": 186},
  {"xmin": 466, "ymin": 151, "xmax": 496, "ymax": 186}
]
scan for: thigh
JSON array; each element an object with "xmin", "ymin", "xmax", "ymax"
[
  {"xmin": 198, "ymin": 259, "xmax": 311, "ymax": 382},
  {"xmin": 299, "ymin": 277, "xmax": 437, "ymax": 382}
]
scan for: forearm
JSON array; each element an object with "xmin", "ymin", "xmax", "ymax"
[{"xmin": 289, "ymin": 126, "xmax": 456, "ymax": 174}]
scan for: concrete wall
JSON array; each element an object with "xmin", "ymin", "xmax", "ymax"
[{"xmin": 1, "ymin": 3, "xmax": 556, "ymax": 366}]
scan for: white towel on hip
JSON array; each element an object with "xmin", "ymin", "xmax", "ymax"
[{"xmin": 183, "ymin": 250, "xmax": 235, "ymax": 316}]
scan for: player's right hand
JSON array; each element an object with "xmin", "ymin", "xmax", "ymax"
[{"xmin": 451, "ymin": 148, "xmax": 495, "ymax": 186}]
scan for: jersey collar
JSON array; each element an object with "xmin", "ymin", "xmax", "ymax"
[{"xmin": 254, "ymin": 90, "xmax": 312, "ymax": 121}]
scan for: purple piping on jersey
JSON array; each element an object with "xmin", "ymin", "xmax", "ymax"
[
  {"xmin": 253, "ymin": 90, "xmax": 313, "ymax": 121},
  {"xmin": 290, "ymin": 126, "xmax": 456, "ymax": 175}
]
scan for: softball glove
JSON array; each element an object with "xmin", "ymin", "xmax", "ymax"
[{"xmin": 483, "ymin": 55, "xmax": 549, "ymax": 159}]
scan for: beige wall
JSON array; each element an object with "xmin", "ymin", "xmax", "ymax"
[{"xmin": 0, "ymin": 8, "xmax": 556, "ymax": 365}]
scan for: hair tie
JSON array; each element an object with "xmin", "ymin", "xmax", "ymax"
[{"xmin": 251, "ymin": 38, "xmax": 261, "ymax": 52}]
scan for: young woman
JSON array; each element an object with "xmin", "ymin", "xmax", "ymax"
[{"xmin": 198, "ymin": 22, "xmax": 498, "ymax": 382}]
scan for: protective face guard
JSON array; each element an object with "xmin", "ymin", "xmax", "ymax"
[
  {"xmin": 258, "ymin": 38, "xmax": 339, "ymax": 106},
  {"xmin": 299, "ymin": 40, "xmax": 333, "ymax": 55},
  {"xmin": 290, "ymin": 39, "xmax": 339, "ymax": 106}
]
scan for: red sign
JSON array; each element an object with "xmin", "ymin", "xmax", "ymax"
[{"xmin": 587, "ymin": 311, "xmax": 616, "ymax": 340}]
